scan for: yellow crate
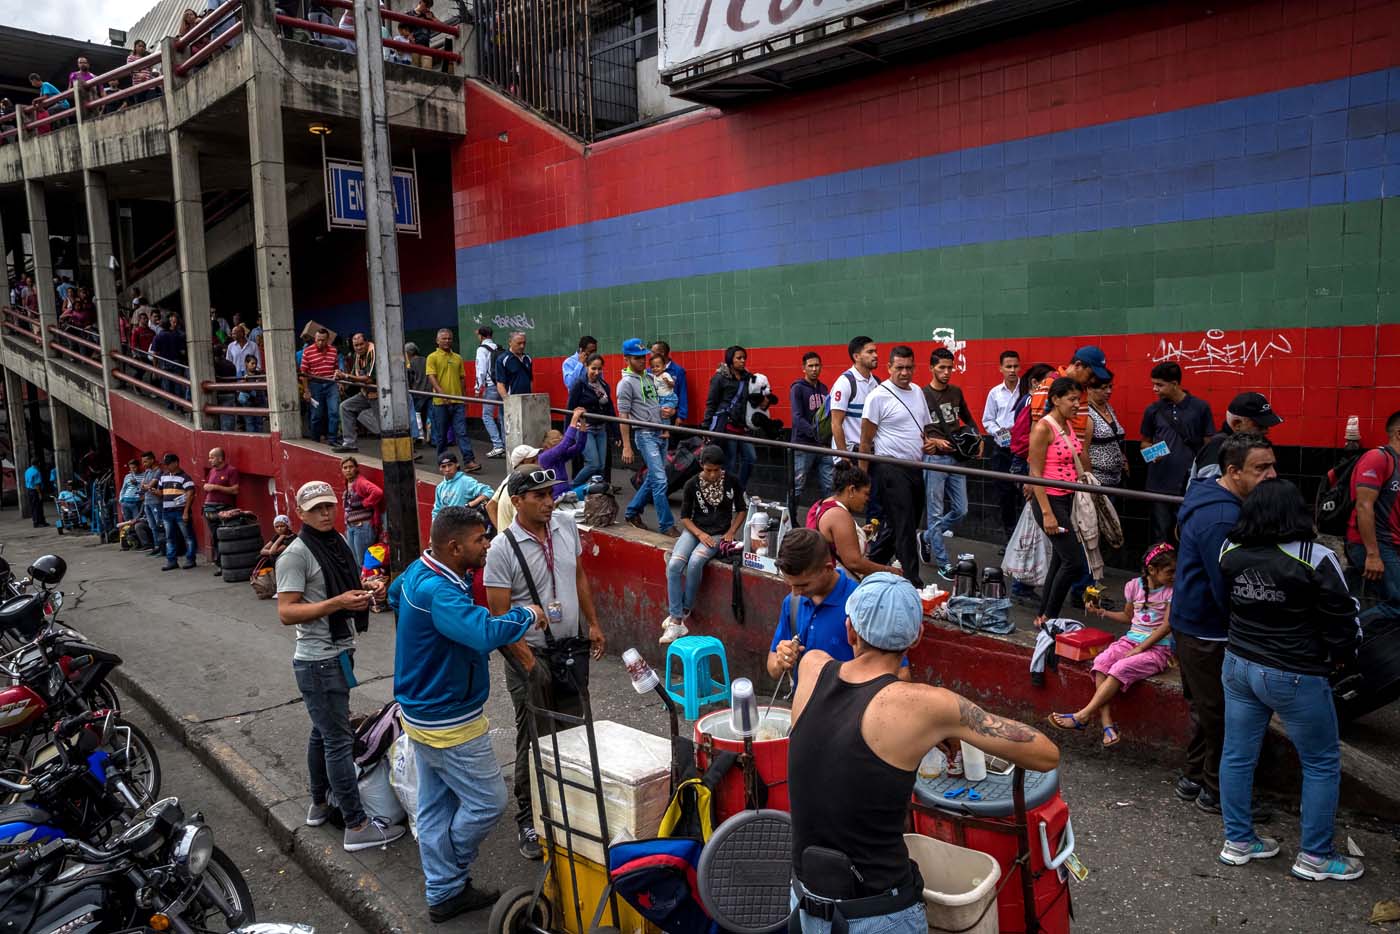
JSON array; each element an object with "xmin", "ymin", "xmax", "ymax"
[{"xmin": 544, "ymin": 843, "xmax": 658, "ymax": 934}]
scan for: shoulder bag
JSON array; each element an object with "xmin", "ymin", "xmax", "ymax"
[{"xmin": 502, "ymin": 529, "xmax": 591, "ymax": 696}]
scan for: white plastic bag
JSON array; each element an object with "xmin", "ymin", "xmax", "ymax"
[
  {"xmin": 328, "ymin": 757, "xmax": 406, "ymax": 828},
  {"xmin": 1003, "ymin": 502, "xmax": 1051, "ymax": 587},
  {"xmin": 388, "ymin": 733, "xmax": 420, "ymax": 839}
]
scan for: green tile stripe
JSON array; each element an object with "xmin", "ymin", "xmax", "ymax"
[{"xmin": 458, "ymin": 199, "xmax": 1400, "ymax": 358}]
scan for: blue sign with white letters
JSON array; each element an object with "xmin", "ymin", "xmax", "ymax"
[{"xmin": 325, "ymin": 159, "xmax": 419, "ymax": 234}]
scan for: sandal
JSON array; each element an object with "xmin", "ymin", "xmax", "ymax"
[
  {"xmin": 1047, "ymin": 712, "xmax": 1086, "ymax": 731},
  {"xmin": 1102, "ymin": 724, "xmax": 1121, "ymax": 747}
]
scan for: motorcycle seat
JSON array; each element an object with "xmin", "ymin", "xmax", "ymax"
[{"xmin": 0, "ymin": 803, "xmax": 53, "ymax": 828}]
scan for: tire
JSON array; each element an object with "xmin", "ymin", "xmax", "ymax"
[
  {"xmin": 109, "ymin": 718, "xmax": 162, "ymax": 805},
  {"xmin": 488, "ymin": 885, "xmax": 553, "ymax": 934},
  {"xmin": 222, "ymin": 567, "xmax": 253, "ymax": 584},
  {"xmin": 181, "ymin": 845, "xmax": 256, "ymax": 931},
  {"xmin": 217, "ymin": 536, "xmax": 262, "ymax": 558},
  {"xmin": 216, "ymin": 523, "xmax": 262, "ymax": 544},
  {"xmin": 83, "ymin": 681, "xmax": 121, "ymax": 713},
  {"xmin": 219, "ymin": 551, "xmax": 259, "ymax": 572}
]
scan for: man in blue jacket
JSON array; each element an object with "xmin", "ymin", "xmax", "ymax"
[
  {"xmin": 390, "ymin": 506, "xmax": 544, "ymax": 921},
  {"xmin": 1170, "ymin": 433, "xmax": 1276, "ymax": 815}
]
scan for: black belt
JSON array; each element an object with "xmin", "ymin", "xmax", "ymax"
[{"xmin": 790, "ymin": 865, "xmax": 923, "ymax": 934}]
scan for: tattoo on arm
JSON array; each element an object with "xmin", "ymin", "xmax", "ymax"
[{"xmin": 957, "ymin": 696, "xmax": 1038, "ymax": 743}]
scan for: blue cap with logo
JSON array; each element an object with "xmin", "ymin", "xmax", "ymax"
[
  {"xmin": 845, "ymin": 572, "xmax": 923, "ymax": 651},
  {"xmin": 1072, "ymin": 345, "xmax": 1111, "ymax": 381},
  {"xmin": 621, "ymin": 338, "xmax": 648, "ymax": 357}
]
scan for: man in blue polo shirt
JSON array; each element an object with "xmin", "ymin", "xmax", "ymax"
[
  {"xmin": 768, "ymin": 528, "xmax": 910, "ymax": 682},
  {"xmin": 24, "ymin": 462, "xmax": 48, "ymax": 528}
]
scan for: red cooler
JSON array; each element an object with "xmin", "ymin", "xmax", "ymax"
[
  {"xmin": 695, "ymin": 707, "xmax": 791, "ymax": 822},
  {"xmin": 911, "ymin": 765, "xmax": 1073, "ymax": 934}
]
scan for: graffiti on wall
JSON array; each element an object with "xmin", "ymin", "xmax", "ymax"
[
  {"xmin": 931, "ymin": 327, "xmax": 968, "ymax": 373},
  {"xmin": 491, "ymin": 313, "xmax": 537, "ymax": 330},
  {"xmin": 1151, "ymin": 330, "xmax": 1294, "ymax": 376}
]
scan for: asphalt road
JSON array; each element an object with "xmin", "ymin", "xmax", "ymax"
[{"xmin": 118, "ymin": 705, "xmax": 367, "ymax": 934}]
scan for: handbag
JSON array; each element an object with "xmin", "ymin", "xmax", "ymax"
[
  {"xmin": 1003, "ymin": 502, "xmax": 1051, "ymax": 587},
  {"xmin": 502, "ymin": 529, "xmax": 591, "ymax": 696}
]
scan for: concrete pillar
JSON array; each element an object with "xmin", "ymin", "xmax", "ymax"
[
  {"xmin": 505, "ymin": 393, "xmax": 551, "ymax": 452},
  {"xmin": 167, "ymin": 130, "xmax": 211, "ymax": 420},
  {"xmin": 4, "ymin": 370, "xmax": 30, "ymax": 518},
  {"xmin": 82, "ymin": 170, "xmax": 121, "ymax": 400},
  {"xmin": 22, "ymin": 181, "xmax": 58, "ymax": 357},
  {"xmin": 49, "ymin": 396, "xmax": 72, "ymax": 488},
  {"xmin": 246, "ymin": 70, "xmax": 301, "ymax": 438}
]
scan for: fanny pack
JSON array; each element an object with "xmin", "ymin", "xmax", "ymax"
[
  {"xmin": 502, "ymin": 529, "xmax": 590, "ymax": 696},
  {"xmin": 791, "ymin": 847, "xmax": 923, "ymax": 934}
]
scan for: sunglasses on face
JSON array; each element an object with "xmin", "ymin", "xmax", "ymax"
[{"xmin": 522, "ymin": 469, "xmax": 557, "ymax": 484}]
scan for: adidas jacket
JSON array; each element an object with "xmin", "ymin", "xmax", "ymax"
[{"xmin": 1218, "ymin": 539, "xmax": 1361, "ymax": 676}]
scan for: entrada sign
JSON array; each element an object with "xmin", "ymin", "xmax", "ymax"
[
  {"xmin": 324, "ymin": 159, "xmax": 420, "ymax": 234},
  {"xmin": 659, "ymin": 0, "xmax": 886, "ymax": 73}
]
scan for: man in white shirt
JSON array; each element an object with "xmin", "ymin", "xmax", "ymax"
[
  {"xmin": 831, "ymin": 334, "xmax": 884, "ymax": 536},
  {"xmin": 473, "ymin": 325, "xmax": 507, "ymax": 458},
  {"xmin": 859, "ymin": 345, "xmax": 938, "ymax": 588},
  {"xmin": 225, "ymin": 324, "xmax": 262, "ymax": 377},
  {"xmin": 981, "ymin": 349, "xmax": 1022, "ymax": 539}
]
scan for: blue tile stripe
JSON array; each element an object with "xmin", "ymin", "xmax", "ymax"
[{"xmin": 458, "ymin": 68, "xmax": 1400, "ymax": 307}]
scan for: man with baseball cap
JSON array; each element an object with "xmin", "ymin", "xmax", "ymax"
[
  {"xmin": 1192, "ymin": 392, "xmax": 1283, "ymax": 485},
  {"xmin": 432, "ymin": 452, "xmax": 494, "ymax": 522},
  {"xmin": 617, "ymin": 337, "xmax": 678, "ymax": 536},
  {"xmin": 788, "ymin": 573, "xmax": 1059, "ymax": 933},
  {"xmin": 277, "ymin": 480, "xmax": 405, "ymax": 853},
  {"xmin": 1028, "ymin": 345, "xmax": 1110, "ymax": 441}
]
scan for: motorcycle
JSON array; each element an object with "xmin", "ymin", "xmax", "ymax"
[
  {"xmin": 0, "ymin": 711, "xmax": 254, "ymax": 932},
  {"xmin": 0, "ymin": 553, "xmax": 73, "ymax": 652}
]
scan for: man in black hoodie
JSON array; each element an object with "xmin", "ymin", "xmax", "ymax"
[{"xmin": 1170, "ymin": 433, "xmax": 1277, "ymax": 814}]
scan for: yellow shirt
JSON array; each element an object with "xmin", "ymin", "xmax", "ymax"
[
  {"xmin": 401, "ymin": 713, "xmax": 490, "ymax": 749},
  {"xmin": 425, "ymin": 349, "xmax": 465, "ymax": 405}
]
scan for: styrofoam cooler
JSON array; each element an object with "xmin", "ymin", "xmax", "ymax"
[
  {"xmin": 905, "ymin": 834, "xmax": 1000, "ymax": 934},
  {"xmin": 530, "ymin": 720, "xmax": 673, "ymax": 866}
]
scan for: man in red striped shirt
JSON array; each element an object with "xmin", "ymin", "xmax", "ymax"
[{"xmin": 301, "ymin": 328, "xmax": 341, "ymax": 443}]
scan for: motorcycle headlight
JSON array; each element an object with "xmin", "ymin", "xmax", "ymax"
[{"xmin": 173, "ymin": 823, "xmax": 214, "ymax": 878}]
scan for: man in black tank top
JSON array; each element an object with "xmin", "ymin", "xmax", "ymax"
[{"xmin": 787, "ymin": 573, "xmax": 1060, "ymax": 934}]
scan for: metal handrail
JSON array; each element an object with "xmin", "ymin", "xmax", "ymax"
[
  {"xmin": 51, "ymin": 327, "xmax": 102, "ymax": 353},
  {"xmin": 22, "ymin": 106, "xmax": 77, "ymax": 134},
  {"xmin": 109, "ymin": 350, "xmax": 191, "ymax": 387},
  {"xmin": 110, "ymin": 368, "xmax": 193, "ymax": 412},
  {"xmin": 175, "ymin": 21, "xmax": 245, "ymax": 76},
  {"xmin": 205, "ymin": 402, "xmax": 269, "ymax": 416},
  {"xmin": 274, "ymin": 13, "xmax": 463, "ymax": 63},
  {"xmin": 48, "ymin": 340, "xmax": 104, "ymax": 372},
  {"xmin": 174, "ymin": 0, "xmax": 243, "ymax": 51},
  {"xmin": 81, "ymin": 76, "xmax": 166, "ymax": 114},
  {"xmin": 202, "ymin": 379, "xmax": 268, "ymax": 392},
  {"xmin": 80, "ymin": 51, "xmax": 162, "ymax": 102},
  {"xmin": 318, "ymin": 0, "xmax": 462, "ymax": 37},
  {"xmin": 126, "ymin": 191, "xmax": 249, "ymax": 284},
  {"xmin": 0, "ymin": 319, "xmax": 42, "ymax": 346}
]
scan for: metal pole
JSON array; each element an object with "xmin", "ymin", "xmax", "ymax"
[{"xmin": 353, "ymin": 0, "xmax": 420, "ymax": 569}]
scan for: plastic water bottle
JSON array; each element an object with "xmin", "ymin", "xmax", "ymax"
[
  {"xmin": 960, "ymin": 741, "xmax": 988, "ymax": 782},
  {"xmin": 918, "ymin": 747, "xmax": 946, "ymax": 781}
]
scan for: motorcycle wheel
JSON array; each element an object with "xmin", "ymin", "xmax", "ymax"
[
  {"xmin": 84, "ymin": 681, "xmax": 122, "ymax": 713},
  {"xmin": 181, "ymin": 845, "xmax": 257, "ymax": 932},
  {"xmin": 108, "ymin": 718, "xmax": 162, "ymax": 805}
]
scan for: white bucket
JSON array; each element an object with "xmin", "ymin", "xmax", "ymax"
[{"xmin": 904, "ymin": 833, "xmax": 1001, "ymax": 934}]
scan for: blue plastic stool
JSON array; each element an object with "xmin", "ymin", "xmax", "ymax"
[{"xmin": 665, "ymin": 635, "xmax": 731, "ymax": 721}]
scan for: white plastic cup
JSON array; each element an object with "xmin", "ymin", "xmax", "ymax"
[
  {"xmin": 960, "ymin": 741, "xmax": 988, "ymax": 782},
  {"xmin": 918, "ymin": 747, "xmax": 946, "ymax": 781},
  {"xmin": 730, "ymin": 678, "xmax": 758, "ymax": 738},
  {"xmin": 622, "ymin": 647, "xmax": 660, "ymax": 695}
]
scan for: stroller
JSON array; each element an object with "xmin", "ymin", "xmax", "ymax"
[{"xmin": 55, "ymin": 483, "xmax": 89, "ymax": 534}]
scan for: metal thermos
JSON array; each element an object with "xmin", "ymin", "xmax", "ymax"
[
  {"xmin": 954, "ymin": 554, "xmax": 978, "ymax": 597},
  {"xmin": 981, "ymin": 566, "xmax": 1006, "ymax": 600}
]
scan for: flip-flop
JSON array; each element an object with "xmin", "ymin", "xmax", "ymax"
[
  {"xmin": 1048, "ymin": 712, "xmax": 1086, "ymax": 731},
  {"xmin": 1102, "ymin": 724, "xmax": 1121, "ymax": 747}
]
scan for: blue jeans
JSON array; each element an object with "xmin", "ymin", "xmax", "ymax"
[
  {"xmin": 346, "ymin": 520, "xmax": 375, "ymax": 567},
  {"xmin": 412, "ymin": 731, "xmax": 509, "ymax": 906},
  {"xmin": 163, "ymin": 513, "xmax": 196, "ymax": 563},
  {"xmin": 1345, "ymin": 541, "xmax": 1400, "ymax": 623},
  {"xmin": 480, "ymin": 384, "xmax": 505, "ymax": 450},
  {"xmin": 667, "ymin": 530, "xmax": 719, "ymax": 619},
  {"xmin": 308, "ymin": 380, "xmax": 340, "ymax": 441},
  {"xmin": 790, "ymin": 890, "xmax": 925, "ymax": 934},
  {"xmin": 143, "ymin": 502, "xmax": 165, "ymax": 548},
  {"xmin": 1220, "ymin": 652, "xmax": 1340, "ymax": 856},
  {"xmin": 724, "ymin": 438, "xmax": 757, "ymax": 490},
  {"xmin": 921, "ymin": 454, "xmax": 967, "ymax": 566},
  {"xmin": 794, "ymin": 450, "xmax": 834, "ymax": 498},
  {"xmin": 578, "ymin": 429, "xmax": 608, "ymax": 488},
  {"xmin": 626, "ymin": 430, "xmax": 675, "ymax": 532},
  {"xmin": 431, "ymin": 403, "xmax": 475, "ymax": 463},
  {"xmin": 293, "ymin": 654, "xmax": 365, "ymax": 829}
]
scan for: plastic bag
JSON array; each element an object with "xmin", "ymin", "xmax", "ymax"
[
  {"xmin": 388, "ymin": 733, "xmax": 419, "ymax": 838},
  {"xmin": 1003, "ymin": 503, "xmax": 1051, "ymax": 587}
]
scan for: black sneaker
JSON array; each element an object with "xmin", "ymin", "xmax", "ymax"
[
  {"xmin": 429, "ymin": 882, "xmax": 501, "ymax": 922},
  {"xmin": 1252, "ymin": 798, "xmax": 1275, "ymax": 824},
  {"xmin": 1195, "ymin": 789, "xmax": 1222, "ymax": 814},
  {"xmin": 517, "ymin": 824, "xmax": 543, "ymax": 860},
  {"xmin": 937, "ymin": 564, "xmax": 955, "ymax": 582},
  {"xmin": 918, "ymin": 536, "xmax": 933, "ymax": 566},
  {"xmin": 1175, "ymin": 776, "xmax": 1203, "ymax": 801}
]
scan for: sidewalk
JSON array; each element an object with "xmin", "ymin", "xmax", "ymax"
[{"xmin": 6, "ymin": 512, "xmax": 1398, "ymax": 934}]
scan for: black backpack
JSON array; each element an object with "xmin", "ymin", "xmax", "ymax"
[{"xmin": 1315, "ymin": 447, "xmax": 1398, "ymax": 536}]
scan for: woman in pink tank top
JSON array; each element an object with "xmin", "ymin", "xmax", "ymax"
[{"xmin": 1027, "ymin": 377, "xmax": 1091, "ymax": 627}]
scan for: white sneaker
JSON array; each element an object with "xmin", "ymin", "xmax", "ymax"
[
  {"xmin": 486, "ymin": 447, "xmax": 506, "ymax": 458},
  {"xmin": 659, "ymin": 618, "xmax": 690, "ymax": 645},
  {"xmin": 942, "ymin": 530, "xmax": 954, "ymax": 538}
]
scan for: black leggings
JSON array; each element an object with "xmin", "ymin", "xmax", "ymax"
[{"xmin": 1031, "ymin": 494, "xmax": 1086, "ymax": 619}]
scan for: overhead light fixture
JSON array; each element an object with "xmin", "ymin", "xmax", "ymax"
[{"xmin": 308, "ymin": 123, "xmax": 332, "ymax": 136}]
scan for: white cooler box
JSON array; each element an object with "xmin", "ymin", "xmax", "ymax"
[{"xmin": 529, "ymin": 720, "xmax": 673, "ymax": 866}]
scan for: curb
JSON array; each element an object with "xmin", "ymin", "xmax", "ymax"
[{"xmin": 110, "ymin": 668, "xmax": 420, "ymax": 934}]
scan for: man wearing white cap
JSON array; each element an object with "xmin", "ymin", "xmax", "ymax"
[
  {"xmin": 277, "ymin": 480, "xmax": 406, "ymax": 853},
  {"xmin": 787, "ymin": 573, "xmax": 1059, "ymax": 933}
]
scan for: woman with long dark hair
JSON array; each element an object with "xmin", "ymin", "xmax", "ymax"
[
  {"xmin": 703, "ymin": 345, "xmax": 756, "ymax": 488},
  {"xmin": 1026, "ymin": 377, "xmax": 1089, "ymax": 626},
  {"xmin": 1216, "ymin": 478, "xmax": 1362, "ymax": 881},
  {"xmin": 565, "ymin": 352, "xmax": 614, "ymax": 496}
]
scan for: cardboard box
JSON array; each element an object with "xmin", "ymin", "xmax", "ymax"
[{"xmin": 1055, "ymin": 628, "xmax": 1115, "ymax": 661}]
